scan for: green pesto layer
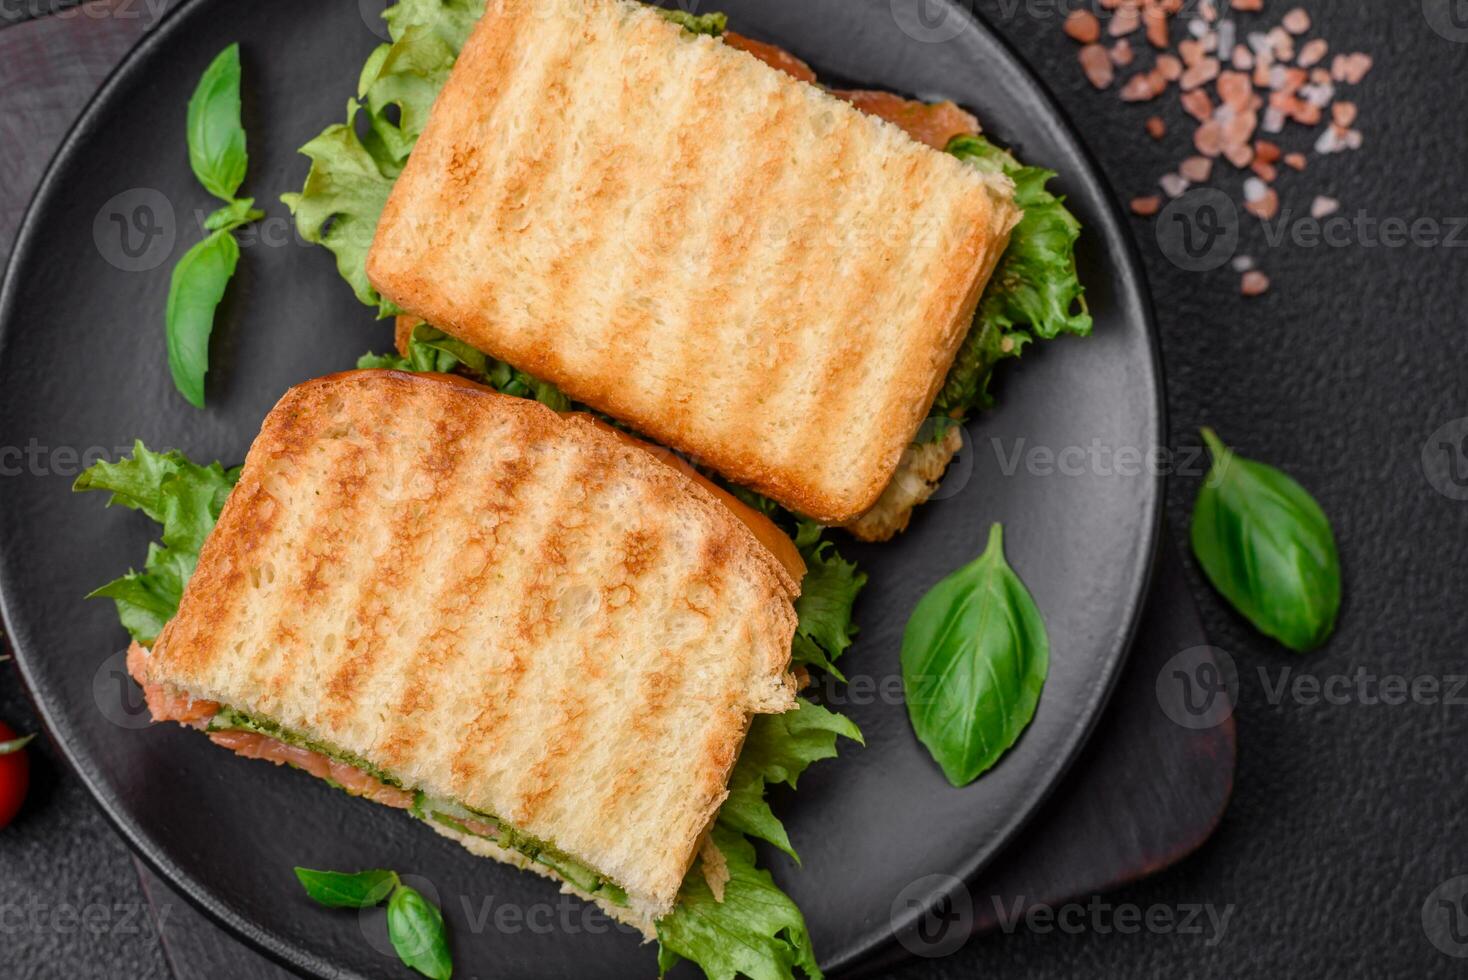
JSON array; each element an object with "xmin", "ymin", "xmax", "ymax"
[{"xmin": 207, "ymin": 707, "xmax": 629, "ymax": 906}]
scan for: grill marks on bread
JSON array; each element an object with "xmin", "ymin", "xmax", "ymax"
[
  {"xmin": 144, "ymin": 372, "xmax": 799, "ymax": 916},
  {"xmin": 367, "ymin": 0, "xmax": 1020, "ymax": 522}
]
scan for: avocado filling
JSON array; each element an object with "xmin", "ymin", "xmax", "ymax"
[{"xmin": 206, "ymin": 708, "xmax": 630, "ymax": 907}]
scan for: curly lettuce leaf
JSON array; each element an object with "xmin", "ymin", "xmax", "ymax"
[
  {"xmin": 358, "ymin": 322, "xmax": 571, "ymax": 410},
  {"xmin": 719, "ymin": 699, "xmax": 862, "ymax": 861},
  {"xmin": 280, "ymin": 105, "xmax": 396, "ymax": 313},
  {"xmin": 656, "ymin": 825, "xmax": 822, "ymax": 980},
  {"xmin": 934, "ymin": 134, "xmax": 1090, "ymax": 423},
  {"xmin": 281, "ymin": 0, "xmax": 483, "ymax": 315},
  {"xmin": 73, "ymin": 443, "xmax": 240, "ymax": 645},
  {"xmin": 789, "ymin": 522, "xmax": 865, "ymax": 680}
]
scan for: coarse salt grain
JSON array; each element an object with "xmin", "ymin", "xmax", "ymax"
[
  {"xmin": 1079, "ymin": 43, "xmax": 1115, "ymax": 88},
  {"xmin": 1110, "ymin": 4, "xmax": 1141, "ymax": 37},
  {"xmin": 1241, "ymin": 270, "xmax": 1271, "ymax": 296},
  {"xmin": 1311, "ymin": 196, "xmax": 1341, "ymax": 219},
  {"xmin": 1298, "ymin": 38, "xmax": 1329, "ymax": 67},
  {"xmin": 1160, "ymin": 173, "xmax": 1191, "ymax": 198},
  {"xmin": 1131, "ymin": 195, "xmax": 1163, "ymax": 216},
  {"xmin": 1064, "ymin": 9, "xmax": 1101, "ymax": 44},
  {"xmin": 1282, "ymin": 8, "xmax": 1311, "ymax": 35},
  {"xmin": 1180, "ymin": 156, "xmax": 1214, "ymax": 182}
]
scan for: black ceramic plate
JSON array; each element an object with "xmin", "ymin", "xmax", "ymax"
[{"xmin": 0, "ymin": 1, "xmax": 1161, "ymax": 976}]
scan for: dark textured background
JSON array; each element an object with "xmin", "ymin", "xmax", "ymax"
[{"xmin": 1, "ymin": 1, "xmax": 1465, "ymax": 977}]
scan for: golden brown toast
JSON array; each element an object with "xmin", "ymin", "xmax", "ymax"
[
  {"xmin": 142, "ymin": 370, "xmax": 800, "ymax": 924},
  {"xmin": 366, "ymin": 0, "xmax": 1018, "ymax": 523}
]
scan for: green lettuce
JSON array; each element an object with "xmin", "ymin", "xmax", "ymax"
[
  {"xmin": 788, "ymin": 522, "xmax": 866, "ymax": 681},
  {"xmin": 280, "ymin": 0, "xmax": 482, "ymax": 315},
  {"xmin": 358, "ymin": 322, "xmax": 570, "ymax": 412},
  {"xmin": 73, "ymin": 443, "xmax": 240, "ymax": 645},
  {"xmin": 655, "ymin": 825, "xmax": 822, "ymax": 980},
  {"xmin": 719, "ymin": 699, "xmax": 862, "ymax": 862},
  {"xmin": 933, "ymin": 134, "xmax": 1091, "ymax": 425}
]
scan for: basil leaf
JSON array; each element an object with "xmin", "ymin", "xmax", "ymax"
[
  {"xmin": 0, "ymin": 735, "xmax": 34, "ymax": 756},
  {"xmin": 1191, "ymin": 428, "xmax": 1341, "ymax": 652},
  {"xmin": 187, "ymin": 43, "xmax": 250, "ymax": 202},
  {"xmin": 293, "ymin": 867, "xmax": 400, "ymax": 909},
  {"xmin": 165, "ymin": 229, "xmax": 239, "ymax": 408},
  {"xmin": 204, "ymin": 197, "xmax": 264, "ymax": 233},
  {"xmin": 387, "ymin": 884, "xmax": 454, "ymax": 980},
  {"xmin": 901, "ymin": 523, "xmax": 1049, "ymax": 786}
]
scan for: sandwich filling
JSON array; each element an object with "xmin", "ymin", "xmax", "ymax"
[{"xmin": 130, "ymin": 645, "xmax": 633, "ymax": 908}]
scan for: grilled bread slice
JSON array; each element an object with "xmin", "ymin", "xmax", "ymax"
[
  {"xmin": 366, "ymin": 0, "xmax": 1019, "ymax": 523},
  {"xmin": 137, "ymin": 370, "xmax": 800, "ymax": 930}
]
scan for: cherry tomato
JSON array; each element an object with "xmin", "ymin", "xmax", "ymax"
[{"xmin": 0, "ymin": 720, "xmax": 30, "ymax": 829}]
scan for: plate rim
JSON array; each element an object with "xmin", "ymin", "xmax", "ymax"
[{"xmin": 0, "ymin": 0, "xmax": 1165, "ymax": 976}]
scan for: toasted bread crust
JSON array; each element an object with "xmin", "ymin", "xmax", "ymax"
[
  {"xmin": 367, "ymin": 0, "xmax": 1017, "ymax": 522},
  {"xmin": 147, "ymin": 370, "xmax": 798, "ymax": 915}
]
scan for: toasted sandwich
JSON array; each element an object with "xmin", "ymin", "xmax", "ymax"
[
  {"xmin": 125, "ymin": 369, "xmax": 806, "ymax": 934},
  {"xmin": 364, "ymin": 0, "xmax": 1020, "ymax": 525}
]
